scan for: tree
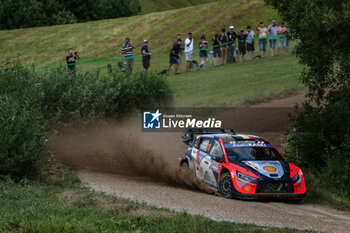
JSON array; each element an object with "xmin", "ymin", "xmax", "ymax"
[{"xmin": 265, "ymin": 0, "xmax": 350, "ymax": 195}]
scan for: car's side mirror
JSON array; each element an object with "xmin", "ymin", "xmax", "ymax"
[{"xmin": 213, "ymin": 154, "xmax": 224, "ymax": 163}]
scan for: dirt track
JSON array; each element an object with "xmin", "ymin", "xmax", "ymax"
[{"xmin": 49, "ymin": 92, "xmax": 350, "ymax": 233}]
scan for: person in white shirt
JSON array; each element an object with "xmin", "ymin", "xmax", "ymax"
[{"xmin": 184, "ymin": 32, "xmax": 194, "ymax": 72}]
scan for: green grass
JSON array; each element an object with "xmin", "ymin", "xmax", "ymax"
[
  {"xmin": 169, "ymin": 54, "xmax": 304, "ymax": 107},
  {"xmin": 0, "ymin": 0, "xmax": 280, "ymax": 69},
  {"xmin": 139, "ymin": 0, "xmax": 220, "ymax": 14},
  {"xmin": 0, "ymin": 0, "xmax": 301, "ymax": 108},
  {"xmin": 301, "ymin": 171, "xmax": 350, "ymax": 211},
  {"xmin": 0, "ymin": 167, "xmax": 314, "ymax": 233}
]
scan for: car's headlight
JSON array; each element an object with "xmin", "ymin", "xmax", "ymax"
[
  {"xmin": 236, "ymin": 170, "xmax": 258, "ymax": 183},
  {"xmin": 291, "ymin": 173, "xmax": 300, "ymax": 183}
]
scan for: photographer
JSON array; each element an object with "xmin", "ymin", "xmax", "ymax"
[{"xmin": 66, "ymin": 49, "xmax": 79, "ymax": 75}]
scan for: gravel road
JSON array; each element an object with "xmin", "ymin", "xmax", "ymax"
[
  {"xmin": 50, "ymin": 92, "xmax": 350, "ymax": 233},
  {"xmin": 79, "ymin": 170, "xmax": 350, "ymax": 233}
]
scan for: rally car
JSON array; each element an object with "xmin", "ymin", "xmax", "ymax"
[{"xmin": 178, "ymin": 129, "xmax": 307, "ymax": 200}]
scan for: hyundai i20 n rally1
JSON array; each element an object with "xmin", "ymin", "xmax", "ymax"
[{"xmin": 178, "ymin": 129, "xmax": 307, "ymax": 200}]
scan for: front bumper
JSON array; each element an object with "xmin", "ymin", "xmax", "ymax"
[{"xmin": 231, "ymin": 192, "xmax": 306, "ymax": 200}]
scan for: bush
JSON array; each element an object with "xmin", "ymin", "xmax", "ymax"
[
  {"xmin": 0, "ymin": 99, "xmax": 48, "ymax": 180},
  {"xmin": 285, "ymin": 100, "xmax": 350, "ymax": 197},
  {"xmin": 38, "ymin": 67, "xmax": 172, "ymax": 123},
  {"xmin": 0, "ymin": 64, "xmax": 172, "ymax": 179},
  {"xmin": 0, "ymin": 65, "xmax": 173, "ymax": 124}
]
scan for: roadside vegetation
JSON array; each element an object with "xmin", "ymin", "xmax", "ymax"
[
  {"xmin": 0, "ymin": 0, "xmax": 349, "ymax": 231},
  {"xmin": 266, "ymin": 0, "xmax": 350, "ymax": 210},
  {"xmin": 0, "ymin": 166, "xmax": 315, "ymax": 233},
  {"xmin": 0, "ymin": 63, "xmax": 171, "ymax": 181}
]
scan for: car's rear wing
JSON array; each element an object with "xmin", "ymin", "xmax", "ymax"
[{"xmin": 181, "ymin": 128, "xmax": 236, "ymax": 145}]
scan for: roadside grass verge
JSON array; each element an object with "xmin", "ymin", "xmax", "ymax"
[
  {"xmin": 0, "ymin": 166, "xmax": 315, "ymax": 233},
  {"xmin": 301, "ymin": 171, "xmax": 350, "ymax": 211},
  {"xmin": 169, "ymin": 54, "xmax": 304, "ymax": 107}
]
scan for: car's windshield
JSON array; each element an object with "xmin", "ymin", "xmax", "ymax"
[{"xmin": 225, "ymin": 146, "xmax": 283, "ymax": 163}]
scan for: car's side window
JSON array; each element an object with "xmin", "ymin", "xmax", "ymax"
[
  {"xmin": 199, "ymin": 138, "xmax": 212, "ymax": 153},
  {"xmin": 210, "ymin": 140, "xmax": 224, "ymax": 158},
  {"xmin": 192, "ymin": 137, "xmax": 200, "ymax": 148}
]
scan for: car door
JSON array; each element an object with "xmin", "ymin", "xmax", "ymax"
[
  {"xmin": 191, "ymin": 137, "xmax": 212, "ymax": 181},
  {"xmin": 207, "ymin": 139, "xmax": 225, "ymax": 188}
]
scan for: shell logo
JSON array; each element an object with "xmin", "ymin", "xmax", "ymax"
[
  {"xmin": 263, "ymin": 166, "xmax": 277, "ymax": 172},
  {"xmin": 244, "ymin": 185, "xmax": 251, "ymax": 191}
]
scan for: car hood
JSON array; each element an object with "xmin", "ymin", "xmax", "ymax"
[{"xmin": 242, "ymin": 161, "xmax": 285, "ymax": 178}]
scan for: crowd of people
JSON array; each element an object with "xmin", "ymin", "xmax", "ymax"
[{"xmin": 66, "ymin": 20, "xmax": 291, "ymax": 75}]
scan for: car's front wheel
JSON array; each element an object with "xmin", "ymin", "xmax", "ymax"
[{"xmin": 218, "ymin": 172, "xmax": 235, "ymax": 198}]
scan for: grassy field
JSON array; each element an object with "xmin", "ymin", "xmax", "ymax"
[
  {"xmin": 139, "ymin": 0, "xmax": 219, "ymax": 14},
  {"xmin": 169, "ymin": 54, "xmax": 304, "ymax": 107},
  {"xmin": 0, "ymin": 0, "xmax": 279, "ymax": 69},
  {"xmin": 0, "ymin": 0, "xmax": 302, "ymax": 108},
  {"xmin": 0, "ymin": 167, "xmax": 314, "ymax": 233}
]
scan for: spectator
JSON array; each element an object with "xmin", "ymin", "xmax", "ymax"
[
  {"xmin": 173, "ymin": 34, "xmax": 184, "ymax": 64},
  {"xmin": 212, "ymin": 34, "xmax": 221, "ymax": 67},
  {"xmin": 237, "ymin": 29, "xmax": 248, "ymax": 62},
  {"xmin": 227, "ymin": 25, "xmax": 237, "ymax": 64},
  {"xmin": 121, "ymin": 37, "xmax": 135, "ymax": 73},
  {"xmin": 66, "ymin": 48, "xmax": 79, "ymax": 75},
  {"xmin": 219, "ymin": 28, "xmax": 228, "ymax": 65},
  {"xmin": 141, "ymin": 39, "xmax": 152, "ymax": 71},
  {"xmin": 277, "ymin": 21, "xmax": 288, "ymax": 55},
  {"xmin": 199, "ymin": 35, "xmax": 208, "ymax": 68},
  {"xmin": 256, "ymin": 21, "xmax": 269, "ymax": 58},
  {"xmin": 184, "ymin": 32, "xmax": 194, "ymax": 72},
  {"xmin": 268, "ymin": 19, "xmax": 277, "ymax": 57},
  {"xmin": 246, "ymin": 25, "xmax": 256, "ymax": 60},
  {"xmin": 285, "ymin": 23, "xmax": 291, "ymax": 54},
  {"xmin": 167, "ymin": 39, "xmax": 182, "ymax": 75}
]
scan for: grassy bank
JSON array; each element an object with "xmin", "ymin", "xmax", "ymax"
[
  {"xmin": 169, "ymin": 54, "xmax": 304, "ymax": 107},
  {"xmin": 0, "ymin": 0, "xmax": 279, "ymax": 69},
  {"xmin": 0, "ymin": 167, "xmax": 314, "ymax": 233}
]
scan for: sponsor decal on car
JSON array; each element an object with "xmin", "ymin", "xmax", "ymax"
[
  {"xmin": 209, "ymin": 160, "xmax": 220, "ymax": 173},
  {"xmin": 263, "ymin": 166, "xmax": 277, "ymax": 172},
  {"xmin": 243, "ymin": 161, "xmax": 284, "ymax": 178}
]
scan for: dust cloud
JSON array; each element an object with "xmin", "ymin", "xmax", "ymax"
[{"xmin": 48, "ymin": 119, "xmax": 214, "ymax": 194}]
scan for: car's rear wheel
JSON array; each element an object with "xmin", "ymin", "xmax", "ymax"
[
  {"xmin": 218, "ymin": 172, "xmax": 235, "ymax": 198},
  {"xmin": 180, "ymin": 162, "xmax": 189, "ymax": 172}
]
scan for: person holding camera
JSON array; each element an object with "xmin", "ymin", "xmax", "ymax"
[
  {"xmin": 199, "ymin": 35, "xmax": 208, "ymax": 68},
  {"xmin": 122, "ymin": 37, "xmax": 135, "ymax": 74},
  {"xmin": 66, "ymin": 48, "xmax": 79, "ymax": 75},
  {"xmin": 167, "ymin": 39, "xmax": 182, "ymax": 75}
]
